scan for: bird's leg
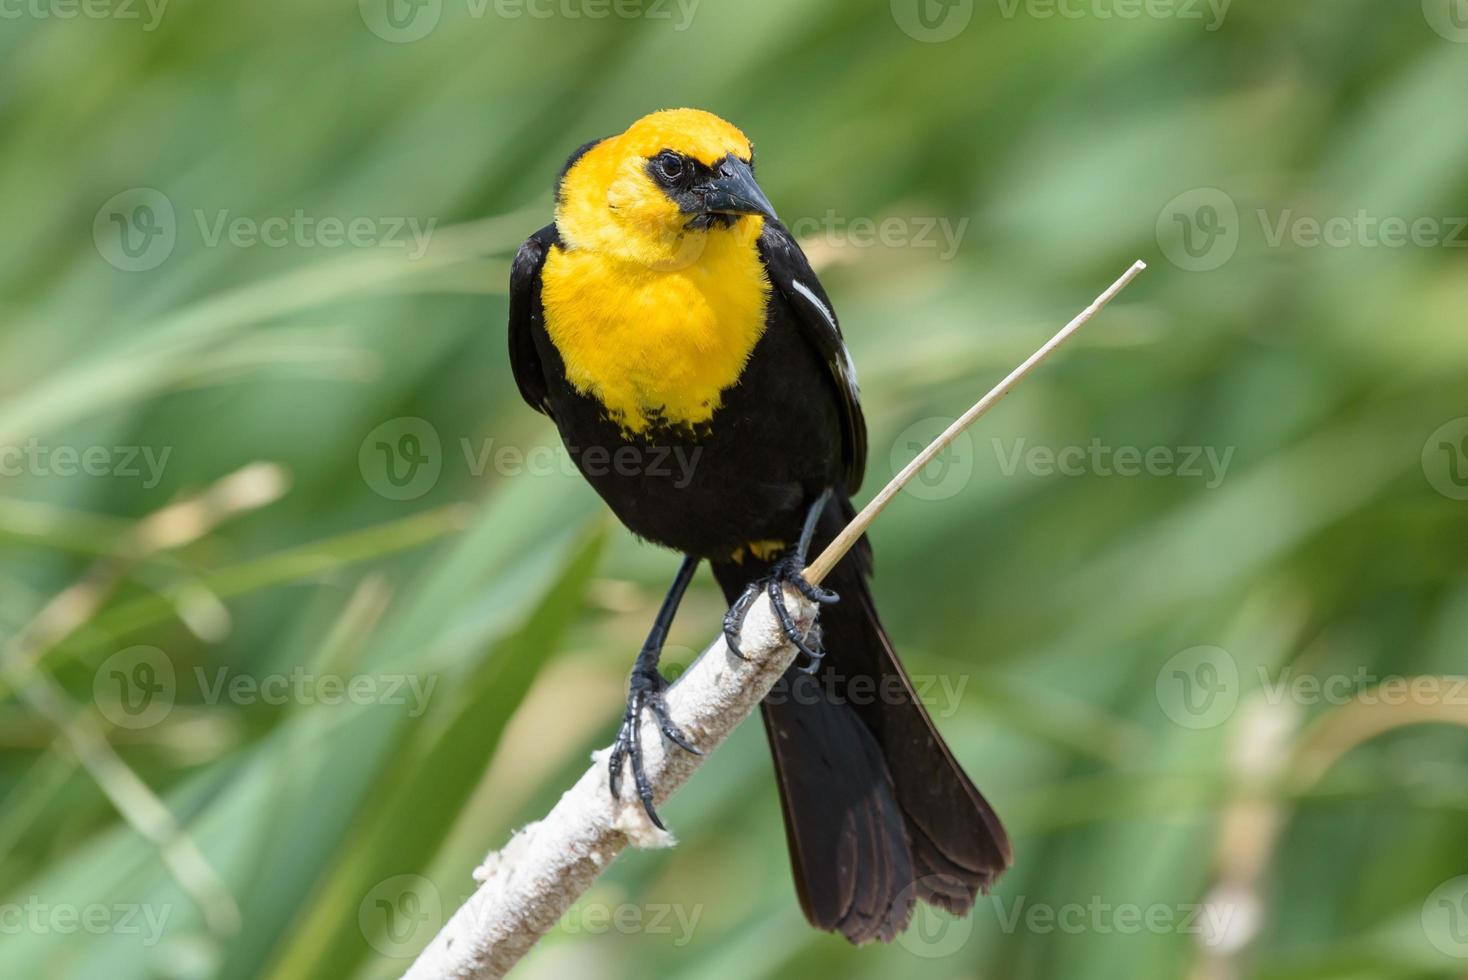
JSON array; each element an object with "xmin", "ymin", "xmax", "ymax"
[
  {"xmin": 608, "ymin": 553, "xmax": 703, "ymax": 829},
  {"xmin": 723, "ymin": 489, "xmax": 840, "ymax": 672}
]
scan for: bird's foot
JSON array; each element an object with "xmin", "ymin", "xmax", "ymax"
[
  {"xmin": 608, "ymin": 664, "xmax": 701, "ymax": 830},
  {"xmin": 722, "ymin": 554, "xmax": 839, "ymax": 673}
]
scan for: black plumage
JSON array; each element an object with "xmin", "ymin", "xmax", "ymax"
[{"xmin": 509, "ymin": 160, "xmax": 1010, "ymax": 944}]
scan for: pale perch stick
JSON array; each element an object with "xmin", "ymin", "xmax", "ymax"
[
  {"xmin": 401, "ymin": 588, "xmax": 814, "ymax": 980},
  {"xmin": 804, "ymin": 260, "xmax": 1146, "ymax": 584},
  {"xmin": 402, "ymin": 261, "xmax": 1146, "ymax": 979}
]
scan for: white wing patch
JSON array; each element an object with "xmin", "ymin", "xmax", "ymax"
[
  {"xmin": 791, "ymin": 279, "xmax": 860, "ymax": 395},
  {"xmin": 790, "ymin": 279, "xmax": 835, "ymax": 329}
]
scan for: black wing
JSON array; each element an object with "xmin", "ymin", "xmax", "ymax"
[
  {"xmin": 757, "ymin": 221, "xmax": 868, "ymax": 493},
  {"xmin": 508, "ymin": 223, "xmax": 560, "ymax": 418}
]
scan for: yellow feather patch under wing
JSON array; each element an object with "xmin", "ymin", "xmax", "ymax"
[
  {"xmin": 541, "ymin": 227, "xmax": 771, "ymax": 434},
  {"xmin": 731, "ymin": 539, "xmax": 787, "ymax": 563}
]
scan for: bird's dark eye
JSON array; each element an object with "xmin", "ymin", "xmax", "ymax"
[{"xmin": 655, "ymin": 151, "xmax": 685, "ymax": 181}]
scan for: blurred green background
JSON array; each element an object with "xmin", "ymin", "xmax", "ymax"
[{"xmin": 4, "ymin": 1, "xmax": 1468, "ymax": 977}]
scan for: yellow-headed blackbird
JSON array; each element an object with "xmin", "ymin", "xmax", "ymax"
[{"xmin": 508, "ymin": 108, "xmax": 1010, "ymax": 943}]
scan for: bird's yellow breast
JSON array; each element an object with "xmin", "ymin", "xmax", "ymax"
[{"xmin": 540, "ymin": 222, "xmax": 771, "ymax": 434}]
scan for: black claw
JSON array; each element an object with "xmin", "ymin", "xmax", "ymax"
[
  {"xmin": 721, "ymin": 545, "xmax": 841, "ymax": 675},
  {"xmin": 608, "ymin": 718, "xmax": 630, "ymax": 798},
  {"xmin": 649, "ymin": 690, "xmax": 702, "ymax": 755},
  {"xmin": 625, "ymin": 699, "xmax": 664, "ymax": 829},
  {"xmin": 774, "ymin": 556, "xmax": 839, "ymax": 605},
  {"xmin": 722, "ymin": 588, "xmax": 757, "ymax": 660},
  {"xmin": 767, "ymin": 577, "xmax": 824, "ymax": 663},
  {"xmin": 789, "ymin": 620, "xmax": 826, "ymax": 674},
  {"xmin": 771, "ymin": 552, "xmax": 839, "ymax": 603},
  {"xmin": 798, "ymin": 578, "xmax": 840, "ymax": 605},
  {"xmin": 608, "ymin": 669, "xmax": 699, "ymax": 829},
  {"xmin": 659, "ymin": 723, "xmax": 702, "ymax": 755},
  {"xmin": 797, "ymin": 623, "xmax": 826, "ymax": 674}
]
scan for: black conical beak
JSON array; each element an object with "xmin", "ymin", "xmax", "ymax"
[{"xmin": 698, "ymin": 155, "xmax": 778, "ymax": 222}]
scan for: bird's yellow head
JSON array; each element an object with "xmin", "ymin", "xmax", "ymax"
[{"xmin": 554, "ymin": 108, "xmax": 776, "ymax": 269}]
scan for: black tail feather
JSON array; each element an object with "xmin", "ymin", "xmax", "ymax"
[{"xmin": 712, "ymin": 495, "xmax": 1011, "ymax": 945}]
